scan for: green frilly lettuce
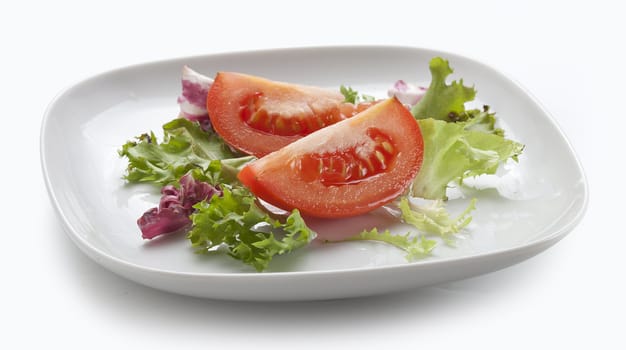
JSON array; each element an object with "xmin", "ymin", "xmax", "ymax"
[
  {"xmin": 119, "ymin": 118, "xmax": 253, "ymax": 186},
  {"xmin": 410, "ymin": 57, "xmax": 524, "ymax": 200},
  {"xmin": 188, "ymin": 185, "xmax": 316, "ymax": 272}
]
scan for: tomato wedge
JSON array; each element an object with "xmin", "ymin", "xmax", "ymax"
[
  {"xmin": 237, "ymin": 98, "xmax": 424, "ymax": 218},
  {"xmin": 206, "ymin": 72, "xmax": 376, "ymax": 157}
]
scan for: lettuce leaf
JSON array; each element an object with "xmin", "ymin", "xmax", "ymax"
[
  {"xmin": 119, "ymin": 118, "xmax": 253, "ymax": 186},
  {"xmin": 335, "ymin": 197, "xmax": 475, "ymax": 260},
  {"xmin": 458, "ymin": 106, "xmax": 504, "ymax": 136},
  {"xmin": 411, "ymin": 57, "xmax": 476, "ymax": 121},
  {"xmin": 342, "ymin": 228, "xmax": 436, "ymax": 261},
  {"xmin": 187, "ymin": 185, "xmax": 316, "ymax": 272},
  {"xmin": 409, "ymin": 57, "xmax": 523, "ymax": 200},
  {"xmin": 398, "ymin": 197, "xmax": 476, "ymax": 244},
  {"xmin": 411, "ymin": 57, "xmax": 504, "ymax": 136},
  {"xmin": 411, "ymin": 118, "xmax": 523, "ymax": 200},
  {"xmin": 340, "ymin": 85, "xmax": 375, "ymax": 104}
]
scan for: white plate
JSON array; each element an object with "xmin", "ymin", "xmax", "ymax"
[{"xmin": 41, "ymin": 46, "xmax": 588, "ymax": 301}]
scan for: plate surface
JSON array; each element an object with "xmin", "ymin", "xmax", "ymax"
[{"xmin": 41, "ymin": 46, "xmax": 587, "ymax": 301}]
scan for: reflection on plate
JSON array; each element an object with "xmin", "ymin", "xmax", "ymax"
[{"xmin": 41, "ymin": 46, "xmax": 587, "ymax": 301}]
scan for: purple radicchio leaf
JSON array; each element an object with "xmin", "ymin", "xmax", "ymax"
[
  {"xmin": 177, "ymin": 66, "xmax": 214, "ymax": 131},
  {"xmin": 137, "ymin": 173, "xmax": 222, "ymax": 239},
  {"xmin": 387, "ymin": 80, "xmax": 427, "ymax": 107}
]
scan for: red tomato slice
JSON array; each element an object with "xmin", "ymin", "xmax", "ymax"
[
  {"xmin": 237, "ymin": 98, "xmax": 424, "ymax": 218},
  {"xmin": 206, "ymin": 72, "xmax": 376, "ymax": 157}
]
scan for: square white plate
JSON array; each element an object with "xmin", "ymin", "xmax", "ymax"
[{"xmin": 41, "ymin": 46, "xmax": 587, "ymax": 301}]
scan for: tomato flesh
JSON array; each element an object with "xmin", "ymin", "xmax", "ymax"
[
  {"xmin": 293, "ymin": 128, "xmax": 396, "ymax": 186},
  {"xmin": 237, "ymin": 98, "xmax": 424, "ymax": 218},
  {"xmin": 207, "ymin": 72, "xmax": 377, "ymax": 156},
  {"xmin": 239, "ymin": 91, "xmax": 360, "ymax": 137}
]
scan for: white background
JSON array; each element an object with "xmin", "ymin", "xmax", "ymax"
[{"xmin": 1, "ymin": 0, "xmax": 623, "ymax": 348}]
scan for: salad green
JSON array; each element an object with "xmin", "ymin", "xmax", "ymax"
[
  {"xmin": 189, "ymin": 184, "xmax": 315, "ymax": 272},
  {"xmin": 336, "ymin": 228, "xmax": 436, "ymax": 261},
  {"xmin": 411, "ymin": 118, "xmax": 523, "ymax": 200},
  {"xmin": 340, "ymin": 84, "xmax": 375, "ymax": 104},
  {"xmin": 411, "ymin": 57, "xmax": 477, "ymax": 122},
  {"xmin": 398, "ymin": 196, "xmax": 477, "ymax": 242},
  {"xmin": 119, "ymin": 118, "xmax": 253, "ymax": 186},
  {"xmin": 410, "ymin": 58, "xmax": 523, "ymax": 200}
]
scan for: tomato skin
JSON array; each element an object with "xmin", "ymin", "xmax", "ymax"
[
  {"xmin": 207, "ymin": 72, "xmax": 350, "ymax": 157},
  {"xmin": 237, "ymin": 98, "xmax": 424, "ymax": 218}
]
